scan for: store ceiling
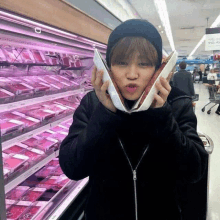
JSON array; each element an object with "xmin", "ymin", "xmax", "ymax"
[{"xmin": 129, "ymin": 0, "xmax": 220, "ymax": 59}]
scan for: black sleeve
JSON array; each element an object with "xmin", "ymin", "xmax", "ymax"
[
  {"xmin": 59, "ymin": 93, "xmax": 122, "ymax": 180},
  {"xmin": 138, "ymin": 99, "xmax": 208, "ymax": 183}
]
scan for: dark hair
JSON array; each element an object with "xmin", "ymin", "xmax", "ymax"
[
  {"xmin": 179, "ymin": 61, "xmax": 186, "ymax": 70},
  {"xmin": 110, "ymin": 37, "xmax": 158, "ymax": 68}
]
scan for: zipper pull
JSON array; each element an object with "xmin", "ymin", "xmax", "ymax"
[{"xmin": 133, "ymin": 170, "xmax": 137, "ymax": 181}]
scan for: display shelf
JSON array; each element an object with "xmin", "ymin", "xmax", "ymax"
[
  {"xmin": 4, "ymin": 150, "xmax": 60, "ymax": 193},
  {"xmin": 46, "ymin": 177, "xmax": 89, "ymax": 220},
  {"xmin": 2, "ymin": 114, "xmax": 73, "ymax": 150},
  {"xmin": 0, "ymin": 88, "xmax": 84, "ymax": 113}
]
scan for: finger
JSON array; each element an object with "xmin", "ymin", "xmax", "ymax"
[
  {"xmin": 155, "ymin": 80, "xmax": 169, "ymax": 101},
  {"xmin": 160, "ymin": 77, "xmax": 171, "ymax": 92},
  {"xmin": 101, "ymin": 80, "xmax": 109, "ymax": 93},
  {"xmin": 154, "ymin": 93, "xmax": 165, "ymax": 108},
  {"xmin": 91, "ymin": 66, "xmax": 97, "ymax": 85},
  {"xmin": 99, "ymin": 81, "xmax": 109, "ymax": 102},
  {"xmin": 94, "ymin": 70, "xmax": 104, "ymax": 87}
]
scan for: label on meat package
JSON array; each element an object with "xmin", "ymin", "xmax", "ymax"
[
  {"xmin": 20, "ymin": 83, "xmax": 34, "ymax": 89},
  {"xmin": 5, "ymin": 199, "xmax": 16, "ymax": 205},
  {"xmin": 43, "ymin": 109, "xmax": 56, "ymax": 114},
  {"xmin": 25, "ymin": 117, "xmax": 41, "ymax": 123},
  {"xmin": 29, "ymin": 148, "xmax": 44, "ymax": 155},
  {"xmin": 55, "ymin": 104, "xmax": 68, "ymax": 110},
  {"xmin": 50, "ymin": 84, "xmax": 60, "ymax": 89},
  {"xmin": 16, "ymin": 201, "xmax": 33, "ymax": 206},
  {"xmin": 0, "ymin": 89, "xmax": 14, "ymax": 96},
  {"xmin": 12, "ymin": 111, "xmax": 26, "ymax": 118},
  {"xmin": 13, "ymin": 154, "xmax": 29, "ymax": 161},
  {"xmin": 46, "ymin": 137, "xmax": 59, "ymax": 143},
  {"xmin": 9, "ymin": 119, "xmax": 24, "ymax": 125}
]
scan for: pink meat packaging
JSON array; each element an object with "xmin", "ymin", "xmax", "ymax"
[
  {"xmin": 52, "ymin": 131, "xmax": 68, "ymax": 142},
  {"xmin": 2, "ymin": 46, "xmax": 23, "ymax": 63},
  {"xmin": 3, "ymin": 144, "xmax": 28, "ymax": 154},
  {"xmin": 47, "ymin": 158, "xmax": 59, "ymax": 166},
  {"xmin": 22, "ymin": 137, "xmax": 41, "ymax": 148},
  {"xmin": 6, "ymin": 186, "xmax": 30, "ymax": 200},
  {"xmin": 1, "ymin": 119, "xmax": 24, "ymax": 135},
  {"xmin": 6, "ymin": 201, "xmax": 32, "ymax": 220},
  {"xmin": 52, "ymin": 165, "xmax": 63, "ymax": 176},
  {"xmin": 31, "ymin": 50, "xmax": 45, "ymax": 64},
  {"xmin": 37, "ymin": 130, "xmax": 55, "ymax": 138},
  {"xmin": 18, "ymin": 48, "xmax": 34, "ymax": 63},
  {"xmin": 21, "ymin": 187, "xmax": 47, "ymax": 202},
  {"xmin": 0, "ymin": 89, "xmax": 14, "ymax": 102},
  {"xmin": 37, "ymin": 176, "xmax": 59, "ymax": 190},
  {"xmin": 52, "ymin": 175, "xmax": 70, "ymax": 191},
  {"xmin": 22, "ymin": 148, "xmax": 45, "ymax": 163},
  {"xmin": 34, "ymin": 138, "xmax": 58, "ymax": 152},
  {"xmin": 35, "ymin": 166, "xmax": 55, "ymax": 178},
  {"xmin": 26, "ymin": 109, "xmax": 56, "ymax": 121}
]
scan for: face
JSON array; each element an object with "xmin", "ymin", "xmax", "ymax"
[{"xmin": 111, "ymin": 52, "xmax": 156, "ymax": 101}]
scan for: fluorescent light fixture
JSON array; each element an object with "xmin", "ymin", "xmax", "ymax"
[
  {"xmin": 154, "ymin": 0, "xmax": 175, "ymax": 51},
  {"xmin": 188, "ymin": 13, "xmax": 220, "ymax": 58}
]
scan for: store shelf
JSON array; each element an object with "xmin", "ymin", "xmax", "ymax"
[
  {"xmin": 2, "ymin": 114, "xmax": 73, "ymax": 150},
  {"xmin": 0, "ymin": 88, "xmax": 84, "ymax": 113},
  {"xmin": 47, "ymin": 177, "xmax": 89, "ymax": 220},
  {"xmin": 5, "ymin": 150, "xmax": 60, "ymax": 193}
]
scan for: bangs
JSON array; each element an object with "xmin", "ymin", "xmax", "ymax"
[{"xmin": 110, "ymin": 37, "xmax": 158, "ymax": 67}]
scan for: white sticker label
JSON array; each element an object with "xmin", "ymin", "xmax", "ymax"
[
  {"xmin": 20, "ymin": 83, "xmax": 34, "ymax": 89},
  {"xmin": 43, "ymin": 109, "xmax": 55, "ymax": 114},
  {"xmin": 51, "ymin": 84, "xmax": 61, "ymax": 89},
  {"xmin": 30, "ymin": 148, "xmax": 44, "ymax": 155},
  {"xmin": 33, "ymin": 187, "xmax": 47, "ymax": 192},
  {"xmin": 9, "ymin": 119, "xmax": 24, "ymax": 125},
  {"xmin": 13, "ymin": 154, "xmax": 29, "ymax": 160},
  {"xmin": 0, "ymin": 88, "xmax": 14, "ymax": 96},
  {"xmin": 26, "ymin": 117, "xmax": 40, "ymax": 123}
]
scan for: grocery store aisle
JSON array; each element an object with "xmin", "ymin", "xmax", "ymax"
[{"xmin": 194, "ymin": 83, "xmax": 220, "ymax": 220}]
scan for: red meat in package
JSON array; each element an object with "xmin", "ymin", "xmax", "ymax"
[
  {"xmin": 22, "ymin": 148, "xmax": 45, "ymax": 163},
  {"xmin": 37, "ymin": 176, "xmax": 59, "ymax": 190},
  {"xmin": 26, "ymin": 108, "xmax": 56, "ymax": 121},
  {"xmin": 6, "ymin": 186, "xmax": 30, "ymax": 200},
  {"xmin": 62, "ymin": 54, "xmax": 70, "ymax": 67},
  {"xmin": 17, "ymin": 48, "xmax": 35, "ymax": 63},
  {"xmin": 37, "ymin": 130, "xmax": 55, "ymax": 138},
  {"xmin": 52, "ymin": 174, "xmax": 71, "ymax": 191},
  {"xmin": 41, "ymin": 104, "xmax": 68, "ymax": 116},
  {"xmin": 3, "ymin": 143, "xmax": 28, "ymax": 154},
  {"xmin": 52, "ymin": 131, "xmax": 68, "ymax": 142},
  {"xmin": 34, "ymin": 138, "xmax": 59, "ymax": 152},
  {"xmin": 0, "ymin": 119, "xmax": 24, "ymax": 135},
  {"xmin": 47, "ymin": 158, "xmax": 59, "ymax": 166},
  {"xmin": 50, "ymin": 125, "xmax": 68, "ymax": 132},
  {"xmin": 0, "ymin": 111, "xmax": 21, "ymax": 121},
  {"xmin": 35, "ymin": 166, "xmax": 55, "ymax": 178},
  {"xmin": 6, "ymin": 81, "xmax": 34, "ymax": 95},
  {"xmin": 6, "ymin": 201, "xmax": 32, "ymax": 220},
  {"xmin": 3, "ymin": 154, "xmax": 29, "ymax": 173},
  {"xmin": 51, "ymin": 165, "xmax": 63, "ymax": 176},
  {"xmin": 30, "ymin": 50, "xmax": 45, "ymax": 64},
  {"xmin": 1, "ymin": 46, "xmax": 23, "ymax": 63},
  {"xmin": 18, "ymin": 201, "xmax": 48, "ymax": 220},
  {"xmin": 0, "ymin": 47, "xmax": 7, "ymax": 62},
  {"xmin": 21, "ymin": 187, "xmax": 47, "ymax": 202},
  {"xmin": 0, "ymin": 88, "xmax": 14, "ymax": 102},
  {"xmin": 22, "ymin": 136, "xmax": 41, "ymax": 148},
  {"xmin": 37, "ymin": 76, "xmax": 62, "ymax": 90},
  {"xmin": 16, "ymin": 116, "xmax": 41, "ymax": 129}
]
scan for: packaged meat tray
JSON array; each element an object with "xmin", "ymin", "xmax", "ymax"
[
  {"xmin": 18, "ymin": 48, "xmax": 35, "ymax": 64},
  {"xmin": 37, "ymin": 176, "xmax": 59, "ymax": 190},
  {"xmin": 34, "ymin": 138, "xmax": 59, "ymax": 152},
  {"xmin": 44, "ymin": 51, "xmax": 60, "ymax": 65},
  {"xmin": 5, "ymin": 81, "xmax": 34, "ymax": 95},
  {"xmin": 26, "ymin": 109, "xmax": 56, "ymax": 121},
  {"xmin": 3, "ymin": 154, "xmax": 29, "ymax": 173},
  {"xmin": 37, "ymin": 76, "xmax": 62, "ymax": 91},
  {"xmin": 22, "ymin": 136, "xmax": 41, "ymax": 148},
  {"xmin": 37, "ymin": 130, "xmax": 55, "ymax": 138},
  {"xmin": 21, "ymin": 187, "xmax": 47, "ymax": 202},
  {"xmin": 6, "ymin": 186, "xmax": 30, "ymax": 201},
  {"xmin": 52, "ymin": 131, "xmax": 68, "ymax": 142},
  {"xmin": 16, "ymin": 116, "xmax": 41, "ymax": 130},
  {"xmin": 1, "ymin": 45, "xmax": 23, "ymax": 63},
  {"xmin": 61, "ymin": 54, "xmax": 70, "ymax": 67},
  {"xmin": 0, "ymin": 88, "xmax": 15, "ymax": 103},
  {"xmin": 4, "ymin": 168, "xmax": 10, "ymax": 179},
  {"xmin": 42, "ymin": 104, "xmax": 68, "ymax": 116},
  {"xmin": 30, "ymin": 50, "xmax": 45, "ymax": 64},
  {"xmin": 0, "ymin": 119, "xmax": 24, "ymax": 135},
  {"xmin": 3, "ymin": 143, "xmax": 28, "ymax": 154},
  {"xmin": 22, "ymin": 148, "xmax": 45, "ymax": 164},
  {"xmin": 51, "ymin": 165, "xmax": 64, "ymax": 176},
  {"xmin": 52, "ymin": 174, "xmax": 71, "ymax": 191},
  {"xmin": 6, "ymin": 201, "xmax": 32, "ymax": 220},
  {"xmin": 53, "ymin": 99, "xmax": 77, "ymax": 111},
  {"xmin": 0, "ymin": 112, "xmax": 21, "ymax": 121},
  {"xmin": 5, "ymin": 199, "xmax": 16, "ymax": 210},
  {"xmin": 50, "ymin": 125, "xmax": 68, "ymax": 132},
  {"xmin": 18, "ymin": 201, "xmax": 48, "ymax": 220},
  {"xmin": 35, "ymin": 166, "xmax": 56, "ymax": 179},
  {"xmin": 47, "ymin": 158, "xmax": 59, "ymax": 166},
  {"xmin": 0, "ymin": 47, "xmax": 7, "ymax": 63}
]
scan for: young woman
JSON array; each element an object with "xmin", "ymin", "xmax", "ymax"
[{"xmin": 59, "ymin": 19, "xmax": 207, "ymax": 220}]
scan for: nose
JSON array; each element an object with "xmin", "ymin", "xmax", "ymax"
[{"xmin": 126, "ymin": 64, "xmax": 139, "ymax": 80}]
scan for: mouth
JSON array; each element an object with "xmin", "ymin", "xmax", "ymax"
[{"xmin": 125, "ymin": 84, "xmax": 138, "ymax": 93}]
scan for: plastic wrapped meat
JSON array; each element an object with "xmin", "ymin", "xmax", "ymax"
[
  {"xmin": 54, "ymin": 99, "xmax": 78, "ymax": 110},
  {"xmin": 47, "ymin": 158, "xmax": 59, "ymax": 166},
  {"xmin": 52, "ymin": 174, "xmax": 70, "ymax": 191},
  {"xmin": 0, "ymin": 112, "xmax": 21, "ymax": 121},
  {"xmin": 37, "ymin": 130, "xmax": 55, "ymax": 138},
  {"xmin": 52, "ymin": 131, "xmax": 68, "ymax": 142},
  {"xmin": 17, "ymin": 48, "xmax": 35, "ymax": 63},
  {"xmin": 18, "ymin": 201, "xmax": 48, "ymax": 220},
  {"xmin": 22, "ymin": 148, "xmax": 45, "ymax": 163},
  {"xmin": 21, "ymin": 187, "xmax": 47, "ymax": 202},
  {"xmin": 5, "ymin": 199, "xmax": 16, "ymax": 210},
  {"xmin": 37, "ymin": 176, "xmax": 59, "ymax": 190},
  {"xmin": 42, "ymin": 104, "xmax": 67, "ymax": 116},
  {"xmin": 41, "ymin": 76, "xmax": 65, "ymax": 89},
  {"xmin": 52, "ymin": 165, "xmax": 63, "ymax": 176},
  {"xmin": 0, "ymin": 88, "xmax": 14, "ymax": 102},
  {"xmin": 1, "ymin": 45, "xmax": 23, "ymax": 63},
  {"xmin": 5, "ymin": 81, "xmax": 34, "ymax": 95},
  {"xmin": 0, "ymin": 48, "xmax": 7, "ymax": 62},
  {"xmin": 6, "ymin": 186, "xmax": 30, "ymax": 200},
  {"xmin": 31, "ymin": 50, "xmax": 45, "ymax": 64},
  {"xmin": 62, "ymin": 54, "xmax": 70, "ymax": 67},
  {"xmin": 3, "ymin": 154, "xmax": 29, "ymax": 173},
  {"xmin": 26, "ymin": 109, "xmax": 56, "ymax": 121},
  {"xmin": 6, "ymin": 201, "xmax": 32, "ymax": 220},
  {"xmin": 35, "ymin": 166, "xmax": 56, "ymax": 178},
  {"xmin": 16, "ymin": 116, "xmax": 40, "ymax": 129},
  {"xmin": 53, "ymin": 75, "xmax": 72, "ymax": 87},
  {"xmin": 22, "ymin": 137, "xmax": 41, "ymax": 148},
  {"xmin": 34, "ymin": 138, "xmax": 58, "ymax": 152},
  {"xmin": 3, "ymin": 144, "xmax": 28, "ymax": 154},
  {"xmin": 44, "ymin": 51, "xmax": 60, "ymax": 65},
  {"xmin": 0, "ymin": 119, "xmax": 24, "ymax": 135}
]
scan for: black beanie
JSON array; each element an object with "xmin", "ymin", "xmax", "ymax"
[{"xmin": 106, "ymin": 19, "xmax": 162, "ymax": 69}]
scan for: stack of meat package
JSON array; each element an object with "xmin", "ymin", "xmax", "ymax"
[{"xmin": 5, "ymin": 158, "xmax": 76, "ymax": 220}]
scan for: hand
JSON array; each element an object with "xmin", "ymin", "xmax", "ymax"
[
  {"xmin": 91, "ymin": 66, "xmax": 117, "ymax": 113},
  {"xmin": 150, "ymin": 72, "xmax": 172, "ymax": 108}
]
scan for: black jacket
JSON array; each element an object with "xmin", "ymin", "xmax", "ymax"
[
  {"xmin": 173, "ymin": 70, "xmax": 195, "ymax": 96},
  {"xmin": 59, "ymin": 87, "xmax": 207, "ymax": 220}
]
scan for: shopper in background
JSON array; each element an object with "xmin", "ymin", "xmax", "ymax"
[
  {"xmin": 193, "ymin": 67, "xmax": 198, "ymax": 83},
  {"xmin": 198, "ymin": 67, "xmax": 203, "ymax": 83},
  {"xmin": 173, "ymin": 61, "xmax": 195, "ymax": 97},
  {"xmin": 59, "ymin": 19, "xmax": 207, "ymax": 220}
]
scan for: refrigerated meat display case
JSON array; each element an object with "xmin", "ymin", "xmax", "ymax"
[{"xmin": 0, "ymin": 9, "xmax": 107, "ymax": 220}]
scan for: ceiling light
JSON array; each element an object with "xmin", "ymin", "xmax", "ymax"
[
  {"xmin": 158, "ymin": 25, "xmax": 162, "ymax": 28},
  {"xmin": 161, "ymin": 31, "xmax": 164, "ymax": 34},
  {"xmin": 188, "ymin": 13, "xmax": 220, "ymax": 58},
  {"xmin": 154, "ymin": 0, "xmax": 175, "ymax": 51}
]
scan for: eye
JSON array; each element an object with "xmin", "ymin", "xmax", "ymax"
[
  {"xmin": 116, "ymin": 61, "xmax": 128, "ymax": 66},
  {"xmin": 139, "ymin": 62, "xmax": 151, "ymax": 67}
]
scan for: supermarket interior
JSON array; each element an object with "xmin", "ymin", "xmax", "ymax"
[{"xmin": 0, "ymin": 0, "xmax": 220, "ymax": 220}]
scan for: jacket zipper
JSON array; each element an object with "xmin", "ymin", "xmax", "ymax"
[{"xmin": 119, "ymin": 139, "xmax": 149, "ymax": 220}]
